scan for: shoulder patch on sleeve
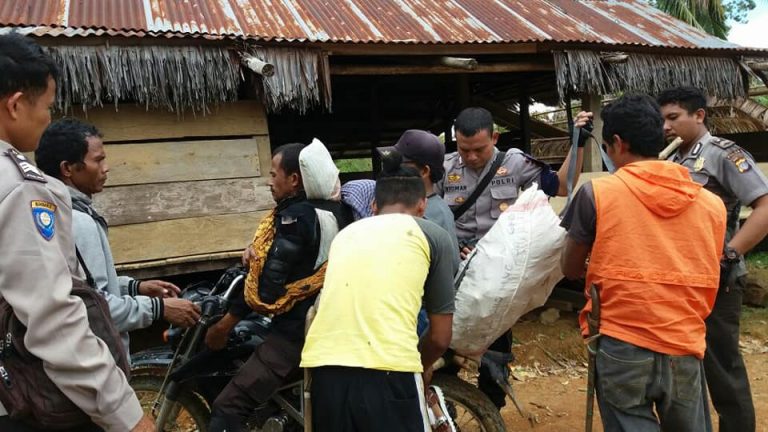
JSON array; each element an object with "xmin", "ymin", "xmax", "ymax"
[
  {"xmin": 6, "ymin": 149, "xmax": 47, "ymax": 183},
  {"xmin": 709, "ymin": 137, "xmax": 735, "ymax": 150},
  {"xmin": 31, "ymin": 200, "xmax": 56, "ymax": 240},
  {"xmin": 726, "ymin": 148, "xmax": 751, "ymax": 173}
]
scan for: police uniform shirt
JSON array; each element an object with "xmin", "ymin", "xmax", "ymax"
[
  {"xmin": 436, "ymin": 147, "xmax": 560, "ymax": 241},
  {"xmin": 671, "ymin": 132, "xmax": 768, "ymax": 278},
  {"xmin": 0, "ymin": 139, "xmax": 143, "ymax": 430}
]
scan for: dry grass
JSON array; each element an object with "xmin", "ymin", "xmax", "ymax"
[{"xmin": 554, "ymin": 50, "xmax": 746, "ymax": 102}]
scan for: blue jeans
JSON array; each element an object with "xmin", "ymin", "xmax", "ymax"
[{"xmin": 596, "ymin": 336, "xmax": 712, "ymax": 432}]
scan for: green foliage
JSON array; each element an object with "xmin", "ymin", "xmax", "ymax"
[
  {"xmin": 753, "ymin": 95, "xmax": 768, "ymax": 107},
  {"xmin": 650, "ymin": 0, "xmax": 758, "ymax": 38},
  {"xmin": 747, "ymin": 251, "xmax": 768, "ymax": 269},
  {"xmin": 335, "ymin": 158, "xmax": 372, "ymax": 173},
  {"xmin": 724, "ymin": 0, "xmax": 757, "ymax": 22}
]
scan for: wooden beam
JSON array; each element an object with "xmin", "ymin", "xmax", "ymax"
[
  {"xmin": 312, "ymin": 42, "xmax": 539, "ymax": 56},
  {"xmin": 330, "ymin": 61, "xmax": 554, "ymax": 75},
  {"xmin": 242, "ymin": 54, "xmax": 275, "ymax": 77},
  {"xmin": 68, "ymin": 101, "xmax": 268, "ymax": 143},
  {"xmin": 94, "ymin": 178, "xmax": 273, "ymax": 226},
  {"xmin": 439, "ymin": 57, "xmax": 477, "ymax": 70},
  {"xmin": 581, "ymin": 93, "xmax": 604, "ymax": 172},
  {"xmin": 519, "ymin": 89, "xmax": 531, "ymax": 154},
  {"xmin": 104, "ymin": 137, "xmax": 266, "ymax": 186},
  {"xmin": 472, "ymin": 95, "xmax": 566, "ymax": 139}
]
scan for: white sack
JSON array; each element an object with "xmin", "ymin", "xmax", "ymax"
[
  {"xmin": 300, "ymin": 138, "xmax": 340, "ymax": 200},
  {"xmin": 450, "ymin": 184, "xmax": 566, "ymax": 357}
]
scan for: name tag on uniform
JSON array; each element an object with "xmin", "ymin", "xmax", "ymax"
[{"xmin": 491, "ymin": 177, "xmax": 512, "ymax": 186}]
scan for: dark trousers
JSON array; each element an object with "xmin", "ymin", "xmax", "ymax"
[
  {"xmin": 310, "ymin": 366, "xmax": 428, "ymax": 432},
  {"xmin": 208, "ymin": 333, "xmax": 303, "ymax": 432},
  {"xmin": 704, "ymin": 277, "xmax": 755, "ymax": 432},
  {"xmin": 0, "ymin": 417, "xmax": 102, "ymax": 432},
  {"xmin": 478, "ymin": 331, "xmax": 511, "ymax": 408}
]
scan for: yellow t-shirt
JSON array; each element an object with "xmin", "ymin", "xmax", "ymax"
[{"xmin": 301, "ymin": 213, "xmax": 456, "ymax": 372}]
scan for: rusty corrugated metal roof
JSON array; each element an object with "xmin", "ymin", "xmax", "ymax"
[{"xmin": 0, "ymin": 0, "xmax": 754, "ymax": 50}]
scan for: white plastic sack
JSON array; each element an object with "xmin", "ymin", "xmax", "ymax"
[
  {"xmin": 300, "ymin": 138, "xmax": 340, "ymax": 200},
  {"xmin": 450, "ymin": 184, "xmax": 566, "ymax": 357}
]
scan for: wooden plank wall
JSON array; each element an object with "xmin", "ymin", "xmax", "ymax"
[{"xmin": 66, "ymin": 101, "xmax": 273, "ymax": 276}]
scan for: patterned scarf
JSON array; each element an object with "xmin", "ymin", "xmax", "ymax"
[{"xmin": 243, "ymin": 209, "xmax": 327, "ymax": 315}]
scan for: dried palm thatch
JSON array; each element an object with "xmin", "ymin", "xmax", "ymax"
[
  {"xmin": 708, "ymin": 97, "xmax": 768, "ymax": 134},
  {"xmin": 245, "ymin": 46, "xmax": 332, "ymax": 114},
  {"xmin": 46, "ymin": 45, "xmax": 241, "ymax": 113},
  {"xmin": 554, "ymin": 50, "xmax": 748, "ymax": 101}
]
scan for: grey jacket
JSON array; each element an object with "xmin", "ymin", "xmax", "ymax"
[
  {"xmin": 69, "ymin": 187, "xmax": 162, "ymax": 354},
  {"xmin": 0, "ymin": 140, "xmax": 143, "ymax": 430}
]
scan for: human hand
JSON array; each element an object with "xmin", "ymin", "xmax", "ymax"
[
  {"xmin": 574, "ymin": 111, "xmax": 594, "ymax": 129},
  {"xmin": 162, "ymin": 298, "xmax": 201, "ymax": 328},
  {"xmin": 130, "ymin": 414, "xmax": 156, "ymax": 432},
  {"xmin": 422, "ymin": 367, "xmax": 434, "ymax": 387},
  {"xmin": 139, "ymin": 280, "xmax": 180, "ymax": 298},
  {"xmin": 460, "ymin": 246, "xmax": 474, "ymax": 261},
  {"xmin": 242, "ymin": 245, "xmax": 257, "ymax": 267},
  {"xmin": 205, "ymin": 321, "xmax": 231, "ymax": 351}
]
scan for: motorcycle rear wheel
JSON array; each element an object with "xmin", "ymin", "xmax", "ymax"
[
  {"xmin": 132, "ymin": 375, "xmax": 211, "ymax": 432},
  {"xmin": 432, "ymin": 374, "xmax": 506, "ymax": 432}
]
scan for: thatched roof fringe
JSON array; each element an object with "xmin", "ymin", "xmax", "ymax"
[
  {"xmin": 46, "ymin": 45, "xmax": 241, "ymax": 113},
  {"xmin": 554, "ymin": 50, "xmax": 748, "ymax": 101},
  {"xmin": 249, "ymin": 47, "xmax": 332, "ymax": 114}
]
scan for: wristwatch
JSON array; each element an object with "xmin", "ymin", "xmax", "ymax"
[{"xmin": 723, "ymin": 246, "xmax": 740, "ymax": 262}]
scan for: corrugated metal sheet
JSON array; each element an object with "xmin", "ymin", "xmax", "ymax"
[{"xmin": 0, "ymin": 0, "xmax": 754, "ymax": 50}]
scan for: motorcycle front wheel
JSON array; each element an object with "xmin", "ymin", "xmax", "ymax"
[
  {"xmin": 131, "ymin": 375, "xmax": 211, "ymax": 432},
  {"xmin": 432, "ymin": 374, "xmax": 507, "ymax": 432}
]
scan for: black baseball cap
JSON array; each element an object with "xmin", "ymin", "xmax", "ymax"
[{"xmin": 378, "ymin": 129, "xmax": 445, "ymax": 178}]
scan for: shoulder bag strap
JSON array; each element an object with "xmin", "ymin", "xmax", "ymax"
[
  {"xmin": 452, "ymin": 151, "xmax": 505, "ymax": 221},
  {"xmin": 74, "ymin": 248, "xmax": 96, "ymax": 289}
]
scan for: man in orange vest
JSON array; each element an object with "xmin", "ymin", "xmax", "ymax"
[{"xmin": 560, "ymin": 94, "xmax": 726, "ymax": 432}]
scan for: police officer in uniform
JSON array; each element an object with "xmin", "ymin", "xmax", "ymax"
[
  {"xmin": 659, "ymin": 87, "xmax": 768, "ymax": 432},
  {"xmin": 0, "ymin": 34, "xmax": 153, "ymax": 432},
  {"xmin": 435, "ymin": 107, "xmax": 592, "ymax": 408}
]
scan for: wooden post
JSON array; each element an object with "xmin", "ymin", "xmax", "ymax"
[
  {"xmin": 581, "ymin": 93, "xmax": 604, "ymax": 172},
  {"xmin": 519, "ymin": 87, "xmax": 531, "ymax": 154},
  {"xmin": 370, "ymin": 84, "xmax": 382, "ymax": 177}
]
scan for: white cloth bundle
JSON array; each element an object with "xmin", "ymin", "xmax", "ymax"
[
  {"xmin": 450, "ymin": 184, "xmax": 566, "ymax": 356},
  {"xmin": 300, "ymin": 138, "xmax": 340, "ymax": 200}
]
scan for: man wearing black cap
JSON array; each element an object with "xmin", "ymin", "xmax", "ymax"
[{"xmin": 380, "ymin": 129, "xmax": 460, "ymax": 263}]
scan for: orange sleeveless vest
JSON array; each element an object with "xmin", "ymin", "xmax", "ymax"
[{"xmin": 583, "ymin": 162, "xmax": 725, "ymax": 358}]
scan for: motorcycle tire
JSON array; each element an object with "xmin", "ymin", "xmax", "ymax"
[
  {"xmin": 131, "ymin": 375, "xmax": 211, "ymax": 432},
  {"xmin": 432, "ymin": 374, "xmax": 507, "ymax": 432}
]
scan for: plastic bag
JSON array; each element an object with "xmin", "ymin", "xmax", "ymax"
[
  {"xmin": 450, "ymin": 184, "xmax": 566, "ymax": 356},
  {"xmin": 300, "ymin": 138, "xmax": 340, "ymax": 200}
]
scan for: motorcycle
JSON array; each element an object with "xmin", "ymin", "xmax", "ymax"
[{"xmin": 130, "ymin": 267, "xmax": 508, "ymax": 432}]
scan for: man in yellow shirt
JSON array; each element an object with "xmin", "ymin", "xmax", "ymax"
[{"xmin": 301, "ymin": 153, "xmax": 457, "ymax": 432}]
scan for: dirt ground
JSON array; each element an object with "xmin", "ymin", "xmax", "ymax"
[{"xmin": 497, "ymin": 307, "xmax": 768, "ymax": 431}]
